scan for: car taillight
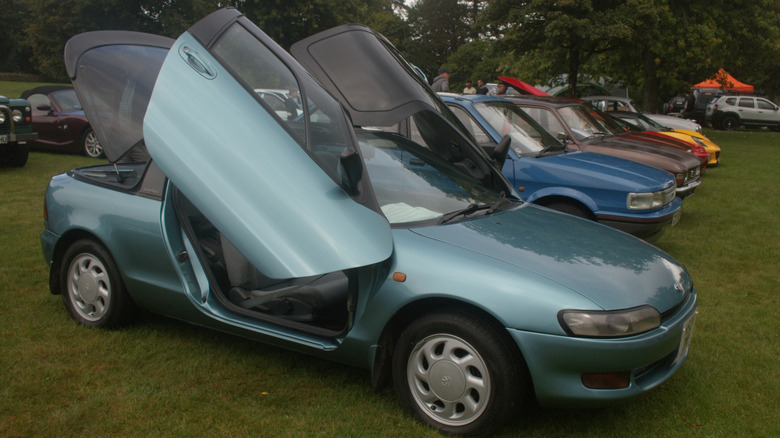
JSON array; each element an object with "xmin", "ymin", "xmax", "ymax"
[{"xmin": 713, "ymin": 104, "xmax": 718, "ymax": 111}]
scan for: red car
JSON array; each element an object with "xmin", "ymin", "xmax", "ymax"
[{"xmin": 21, "ymin": 86, "xmax": 103, "ymax": 158}]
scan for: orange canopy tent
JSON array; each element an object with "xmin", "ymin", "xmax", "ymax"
[{"xmin": 693, "ymin": 69, "xmax": 753, "ymax": 92}]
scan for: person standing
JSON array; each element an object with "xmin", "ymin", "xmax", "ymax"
[
  {"xmin": 463, "ymin": 80, "xmax": 477, "ymax": 94},
  {"xmin": 431, "ymin": 67, "xmax": 450, "ymax": 92},
  {"xmin": 476, "ymin": 79, "xmax": 488, "ymax": 95}
]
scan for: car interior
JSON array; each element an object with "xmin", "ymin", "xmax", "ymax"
[{"xmin": 173, "ymin": 191, "xmax": 356, "ymax": 335}]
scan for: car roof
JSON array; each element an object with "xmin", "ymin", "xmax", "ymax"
[{"xmin": 20, "ymin": 85, "xmax": 73, "ymax": 99}]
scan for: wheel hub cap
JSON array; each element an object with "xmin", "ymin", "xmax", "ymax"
[
  {"xmin": 77, "ymin": 273, "xmax": 99, "ymax": 303},
  {"xmin": 429, "ymin": 361, "xmax": 466, "ymax": 401}
]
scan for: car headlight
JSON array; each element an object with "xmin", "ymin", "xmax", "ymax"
[
  {"xmin": 0, "ymin": 112, "xmax": 5, "ymax": 124},
  {"xmin": 12, "ymin": 109, "xmax": 23, "ymax": 123},
  {"xmin": 558, "ymin": 305, "xmax": 661, "ymax": 338},
  {"xmin": 627, "ymin": 184, "xmax": 676, "ymax": 209}
]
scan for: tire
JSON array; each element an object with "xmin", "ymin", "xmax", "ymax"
[
  {"xmin": 392, "ymin": 309, "xmax": 527, "ymax": 436},
  {"xmin": 60, "ymin": 239, "xmax": 137, "ymax": 328},
  {"xmin": 721, "ymin": 115, "xmax": 740, "ymax": 131},
  {"xmin": 7, "ymin": 143, "xmax": 29, "ymax": 167},
  {"xmin": 542, "ymin": 201, "xmax": 591, "ymax": 220},
  {"xmin": 82, "ymin": 128, "xmax": 103, "ymax": 158}
]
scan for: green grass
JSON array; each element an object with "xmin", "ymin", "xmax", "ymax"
[
  {"xmin": 2, "ymin": 133, "xmax": 779, "ymax": 435},
  {"xmin": 1, "ymin": 81, "xmax": 67, "ymax": 99}
]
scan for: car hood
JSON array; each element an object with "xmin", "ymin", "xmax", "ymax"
[
  {"xmin": 412, "ymin": 204, "xmax": 691, "ymax": 312},
  {"xmin": 536, "ymin": 151, "xmax": 676, "ymax": 191},
  {"xmin": 65, "ymin": 9, "xmax": 394, "ymax": 279},
  {"xmin": 585, "ymin": 134, "xmax": 703, "ymax": 170}
]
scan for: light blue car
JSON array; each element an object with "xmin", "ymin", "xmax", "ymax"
[
  {"xmin": 440, "ymin": 94, "xmax": 682, "ymax": 240},
  {"xmin": 42, "ymin": 9, "xmax": 697, "ymax": 436}
]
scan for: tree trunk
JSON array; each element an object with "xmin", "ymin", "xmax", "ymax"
[
  {"xmin": 568, "ymin": 47, "xmax": 580, "ymax": 98},
  {"xmin": 642, "ymin": 50, "xmax": 660, "ymax": 113}
]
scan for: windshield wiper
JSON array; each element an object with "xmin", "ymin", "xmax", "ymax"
[
  {"xmin": 438, "ymin": 203, "xmax": 481, "ymax": 224},
  {"xmin": 486, "ymin": 191, "xmax": 506, "ymax": 215},
  {"xmin": 536, "ymin": 144, "xmax": 564, "ymax": 157},
  {"xmin": 438, "ymin": 191, "xmax": 507, "ymax": 224}
]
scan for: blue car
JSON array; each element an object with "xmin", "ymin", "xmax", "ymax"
[
  {"xmin": 440, "ymin": 94, "xmax": 682, "ymax": 240},
  {"xmin": 42, "ymin": 9, "xmax": 697, "ymax": 436}
]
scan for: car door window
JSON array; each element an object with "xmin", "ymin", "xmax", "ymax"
[
  {"xmin": 738, "ymin": 98, "xmax": 755, "ymax": 109},
  {"xmin": 757, "ymin": 99, "xmax": 775, "ymax": 110},
  {"xmin": 448, "ymin": 106, "xmax": 492, "ymax": 144},
  {"xmin": 211, "ymin": 22, "xmax": 352, "ymax": 183}
]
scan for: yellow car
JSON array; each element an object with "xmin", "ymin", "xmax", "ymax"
[{"xmin": 610, "ymin": 111, "xmax": 721, "ymax": 166}]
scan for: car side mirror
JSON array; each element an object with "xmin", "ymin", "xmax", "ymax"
[
  {"xmin": 37, "ymin": 104, "xmax": 52, "ymax": 112},
  {"xmin": 340, "ymin": 148, "xmax": 363, "ymax": 196},
  {"xmin": 491, "ymin": 135, "xmax": 511, "ymax": 168}
]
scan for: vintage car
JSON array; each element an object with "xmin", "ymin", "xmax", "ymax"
[
  {"xmin": 0, "ymin": 94, "xmax": 36, "ymax": 167},
  {"xmin": 434, "ymin": 93, "xmax": 681, "ymax": 240},
  {"xmin": 609, "ymin": 110, "xmax": 721, "ymax": 166},
  {"xmin": 22, "ymin": 86, "xmax": 103, "ymax": 158},
  {"xmin": 509, "ymin": 96, "xmax": 703, "ymax": 198},
  {"xmin": 42, "ymin": 9, "xmax": 698, "ymax": 435}
]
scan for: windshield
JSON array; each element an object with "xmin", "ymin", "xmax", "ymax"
[
  {"xmin": 584, "ymin": 107, "xmax": 628, "ymax": 135},
  {"xmin": 51, "ymin": 89, "xmax": 83, "ymax": 112},
  {"xmin": 549, "ymin": 105, "xmax": 609, "ymax": 140},
  {"xmin": 358, "ymin": 129, "xmax": 512, "ymax": 225},
  {"xmin": 472, "ymin": 100, "xmax": 563, "ymax": 156}
]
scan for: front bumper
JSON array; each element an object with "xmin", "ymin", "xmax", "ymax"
[
  {"xmin": 0, "ymin": 131, "xmax": 38, "ymax": 145},
  {"xmin": 508, "ymin": 289, "xmax": 698, "ymax": 407},
  {"xmin": 675, "ymin": 177, "xmax": 701, "ymax": 199},
  {"xmin": 596, "ymin": 197, "xmax": 682, "ymax": 241}
]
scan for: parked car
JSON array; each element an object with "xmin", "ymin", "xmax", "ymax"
[
  {"xmin": 44, "ymin": 9, "xmax": 698, "ymax": 435},
  {"xmin": 509, "ymin": 96, "xmax": 703, "ymax": 198},
  {"xmin": 583, "ymin": 95, "xmax": 702, "ymax": 133},
  {"xmin": 705, "ymin": 95, "xmax": 780, "ymax": 131},
  {"xmin": 586, "ymin": 106, "xmax": 709, "ymax": 166},
  {"xmin": 21, "ymin": 86, "xmax": 103, "ymax": 158},
  {"xmin": 689, "ymin": 88, "xmax": 724, "ymax": 125},
  {"xmin": 0, "ymin": 94, "xmax": 36, "ymax": 167},
  {"xmin": 664, "ymin": 95, "xmax": 686, "ymax": 115},
  {"xmin": 436, "ymin": 94, "xmax": 681, "ymax": 240},
  {"xmin": 610, "ymin": 110, "xmax": 721, "ymax": 166}
]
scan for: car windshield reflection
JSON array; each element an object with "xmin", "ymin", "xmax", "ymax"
[
  {"xmin": 356, "ymin": 129, "xmax": 511, "ymax": 225},
  {"xmin": 473, "ymin": 101, "xmax": 564, "ymax": 156}
]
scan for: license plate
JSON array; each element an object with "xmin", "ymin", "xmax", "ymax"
[
  {"xmin": 671, "ymin": 209, "xmax": 682, "ymax": 227},
  {"xmin": 675, "ymin": 311, "xmax": 697, "ymax": 364},
  {"xmin": 0, "ymin": 134, "xmax": 7, "ymax": 144}
]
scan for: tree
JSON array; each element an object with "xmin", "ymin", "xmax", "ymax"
[
  {"xmin": 482, "ymin": 0, "xmax": 638, "ymax": 98},
  {"xmin": 242, "ymin": 0, "xmax": 392, "ymax": 50},
  {"xmin": 403, "ymin": 0, "xmax": 472, "ymax": 79}
]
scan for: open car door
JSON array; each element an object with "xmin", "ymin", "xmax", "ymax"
[{"xmin": 66, "ymin": 9, "xmax": 393, "ymax": 279}]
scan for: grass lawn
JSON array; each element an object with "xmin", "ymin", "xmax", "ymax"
[{"xmin": 1, "ymin": 89, "xmax": 778, "ymax": 436}]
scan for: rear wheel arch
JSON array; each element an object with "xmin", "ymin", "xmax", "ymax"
[{"xmin": 49, "ymin": 229, "xmax": 107, "ymax": 295}]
